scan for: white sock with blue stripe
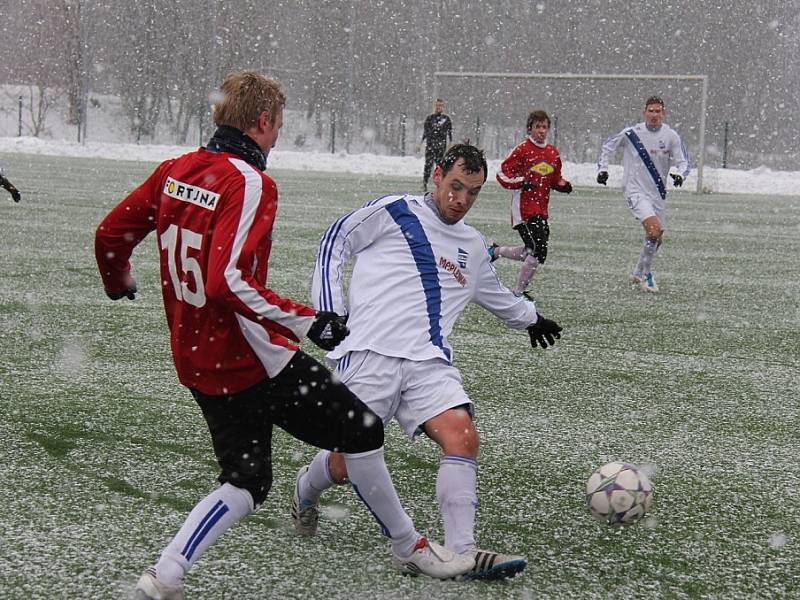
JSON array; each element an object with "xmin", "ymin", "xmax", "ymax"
[
  {"xmin": 345, "ymin": 446, "xmax": 419, "ymax": 557},
  {"xmin": 437, "ymin": 455, "xmax": 478, "ymax": 554},
  {"xmin": 155, "ymin": 483, "xmax": 254, "ymax": 585},
  {"xmin": 634, "ymin": 238, "xmax": 659, "ymax": 278}
]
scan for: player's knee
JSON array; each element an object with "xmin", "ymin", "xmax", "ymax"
[
  {"xmin": 432, "ymin": 408, "xmax": 479, "ymax": 459},
  {"xmin": 228, "ymin": 463, "xmax": 273, "ymax": 506},
  {"xmin": 340, "ymin": 408, "xmax": 384, "ymax": 454},
  {"xmin": 462, "ymin": 424, "xmax": 480, "ymax": 457},
  {"xmin": 220, "ymin": 448, "xmax": 273, "ymax": 506}
]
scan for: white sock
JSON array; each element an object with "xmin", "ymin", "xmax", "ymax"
[
  {"xmin": 494, "ymin": 244, "xmax": 528, "ymax": 261},
  {"xmin": 514, "ymin": 255, "xmax": 540, "ymax": 294},
  {"xmin": 436, "ymin": 456, "xmax": 478, "ymax": 554},
  {"xmin": 155, "ymin": 483, "xmax": 254, "ymax": 585},
  {"xmin": 634, "ymin": 239, "xmax": 659, "ymax": 277},
  {"xmin": 345, "ymin": 447, "xmax": 419, "ymax": 557},
  {"xmin": 298, "ymin": 450, "xmax": 336, "ymax": 505}
]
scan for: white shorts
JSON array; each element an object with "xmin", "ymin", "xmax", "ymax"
[
  {"xmin": 625, "ymin": 193, "xmax": 666, "ymax": 228},
  {"xmin": 335, "ymin": 350, "xmax": 473, "ymax": 439}
]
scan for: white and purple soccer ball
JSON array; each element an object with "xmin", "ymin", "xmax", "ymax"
[{"xmin": 585, "ymin": 462, "xmax": 653, "ymax": 525}]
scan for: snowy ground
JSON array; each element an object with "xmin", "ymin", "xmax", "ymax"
[
  {"xmin": 0, "ymin": 149, "xmax": 798, "ymax": 599},
  {"xmin": 0, "ymin": 135, "xmax": 797, "ymax": 197}
]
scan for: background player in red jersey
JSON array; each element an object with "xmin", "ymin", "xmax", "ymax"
[
  {"xmin": 492, "ymin": 109, "xmax": 572, "ymax": 295},
  {"xmin": 96, "ymin": 71, "xmax": 471, "ymax": 600}
]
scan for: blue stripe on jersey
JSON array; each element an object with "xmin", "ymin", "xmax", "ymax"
[
  {"xmin": 336, "ymin": 351, "xmax": 350, "ymax": 373},
  {"xmin": 181, "ymin": 500, "xmax": 229, "ymax": 561},
  {"xmin": 318, "ymin": 212, "xmax": 354, "ymax": 311},
  {"xmin": 317, "ymin": 196, "xmax": 396, "ymax": 311},
  {"xmin": 679, "ymin": 137, "xmax": 691, "ymax": 177},
  {"xmin": 625, "ymin": 129, "xmax": 666, "ymax": 199},
  {"xmin": 384, "ymin": 199, "xmax": 450, "ymax": 361},
  {"xmin": 362, "ymin": 194, "xmax": 393, "ymax": 208}
]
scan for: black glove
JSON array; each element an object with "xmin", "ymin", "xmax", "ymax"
[
  {"xmin": 596, "ymin": 171, "xmax": 609, "ymax": 186},
  {"xmin": 105, "ymin": 282, "xmax": 137, "ymax": 301},
  {"xmin": 554, "ymin": 180, "xmax": 573, "ymax": 194},
  {"xmin": 527, "ymin": 313, "xmax": 562, "ymax": 349},
  {"xmin": 307, "ymin": 311, "xmax": 349, "ymax": 351},
  {"xmin": 670, "ymin": 173, "xmax": 683, "ymax": 187},
  {"xmin": 521, "ymin": 181, "xmax": 536, "ymax": 192}
]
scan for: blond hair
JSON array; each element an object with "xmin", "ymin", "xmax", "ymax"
[{"xmin": 212, "ymin": 71, "xmax": 285, "ymax": 130}]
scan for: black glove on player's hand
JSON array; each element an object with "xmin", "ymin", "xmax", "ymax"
[
  {"xmin": 554, "ymin": 180, "xmax": 573, "ymax": 194},
  {"xmin": 527, "ymin": 313, "xmax": 563, "ymax": 349},
  {"xmin": 308, "ymin": 311, "xmax": 349, "ymax": 351}
]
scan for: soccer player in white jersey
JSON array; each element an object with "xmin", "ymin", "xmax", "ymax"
[
  {"xmin": 292, "ymin": 144, "xmax": 563, "ymax": 581},
  {"xmin": 596, "ymin": 96, "xmax": 690, "ymax": 293},
  {"xmin": 96, "ymin": 72, "xmax": 473, "ymax": 600}
]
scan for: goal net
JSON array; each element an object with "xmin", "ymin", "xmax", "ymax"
[{"xmin": 434, "ymin": 71, "xmax": 708, "ymax": 193}]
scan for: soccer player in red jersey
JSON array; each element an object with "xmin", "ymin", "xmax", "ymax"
[
  {"xmin": 96, "ymin": 72, "xmax": 471, "ymax": 599},
  {"xmin": 493, "ymin": 109, "xmax": 573, "ymax": 295}
]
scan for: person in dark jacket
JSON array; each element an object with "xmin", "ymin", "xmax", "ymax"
[{"xmin": 421, "ymin": 98, "xmax": 453, "ymax": 191}]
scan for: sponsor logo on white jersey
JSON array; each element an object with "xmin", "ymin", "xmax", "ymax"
[
  {"xmin": 439, "ymin": 255, "xmax": 467, "ymax": 287},
  {"xmin": 163, "ymin": 177, "xmax": 220, "ymax": 210}
]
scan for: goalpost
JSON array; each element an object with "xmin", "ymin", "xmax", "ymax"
[{"xmin": 434, "ymin": 71, "xmax": 708, "ymax": 193}]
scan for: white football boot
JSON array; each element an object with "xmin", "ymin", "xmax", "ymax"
[
  {"xmin": 463, "ymin": 548, "xmax": 527, "ymax": 580},
  {"xmin": 134, "ymin": 567, "xmax": 185, "ymax": 600},
  {"xmin": 391, "ymin": 536, "xmax": 474, "ymax": 580},
  {"xmin": 291, "ymin": 465, "xmax": 319, "ymax": 537}
]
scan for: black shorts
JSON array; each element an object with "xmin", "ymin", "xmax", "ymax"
[
  {"xmin": 191, "ymin": 351, "xmax": 383, "ymax": 505},
  {"xmin": 514, "ymin": 216, "xmax": 550, "ymax": 263}
]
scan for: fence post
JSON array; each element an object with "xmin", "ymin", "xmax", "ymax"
[
  {"xmin": 400, "ymin": 114, "xmax": 406, "ymax": 157},
  {"xmin": 722, "ymin": 121, "xmax": 729, "ymax": 169},
  {"xmin": 17, "ymin": 96, "xmax": 22, "ymax": 136},
  {"xmin": 553, "ymin": 115, "xmax": 558, "ymax": 148},
  {"xmin": 330, "ymin": 114, "xmax": 336, "ymax": 154}
]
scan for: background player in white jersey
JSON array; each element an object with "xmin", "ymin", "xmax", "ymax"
[
  {"xmin": 292, "ymin": 144, "xmax": 563, "ymax": 581},
  {"xmin": 596, "ymin": 96, "xmax": 690, "ymax": 293},
  {"xmin": 96, "ymin": 72, "xmax": 472, "ymax": 600}
]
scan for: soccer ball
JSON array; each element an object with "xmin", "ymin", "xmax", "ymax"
[{"xmin": 585, "ymin": 462, "xmax": 653, "ymax": 525}]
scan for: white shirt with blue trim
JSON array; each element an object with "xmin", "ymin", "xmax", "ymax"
[
  {"xmin": 597, "ymin": 122, "xmax": 690, "ymax": 200},
  {"xmin": 311, "ymin": 193, "xmax": 538, "ymax": 362}
]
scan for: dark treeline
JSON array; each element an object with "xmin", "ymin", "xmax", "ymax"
[{"xmin": 0, "ymin": 0, "xmax": 797, "ymax": 167}]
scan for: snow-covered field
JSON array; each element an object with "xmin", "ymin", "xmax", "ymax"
[
  {"xmin": 0, "ymin": 147, "xmax": 798, "ymax": 598},
  {"xmin": 0, "ymin": 134, "xmax": 797, "ymax": 196}
]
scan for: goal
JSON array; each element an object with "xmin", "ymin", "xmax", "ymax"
[{"xmin": 434, "ymin": 71, "xmax": 708, "ymax": 193}]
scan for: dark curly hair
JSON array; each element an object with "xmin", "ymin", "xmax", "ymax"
[{"xmin": 438, "ymin": 144, "xmax": 488, "ymax": 183}]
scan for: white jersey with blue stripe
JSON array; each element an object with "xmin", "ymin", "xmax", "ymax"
[
  {"xmin": 311, "ymin": 193, "xmax": 538, "ymax": 362},
  {"xmin": 597, "ymin": 122, "xmax": 690, "ymax": 199}
]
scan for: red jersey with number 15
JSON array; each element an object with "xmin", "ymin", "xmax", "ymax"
[
  {"xmin": 95, "ymin": 148, "xmax": 316, "ymax": 395},
  {"xmin": 496, "ymin": 137, "xmax": 563, "ymax": 224}
]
